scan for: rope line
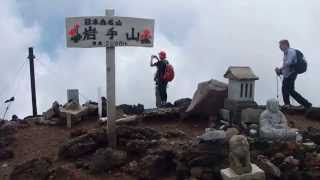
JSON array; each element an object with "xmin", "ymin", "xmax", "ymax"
[{"xmin": 0, "ymin": 60, "xmax": 27, "ymax": 100}]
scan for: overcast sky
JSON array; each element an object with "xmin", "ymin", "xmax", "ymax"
[{"xmin": 1, "ymin": 0, "xmax": 320, "ymax": 118}]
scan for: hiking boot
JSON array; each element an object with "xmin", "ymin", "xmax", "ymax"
[
  {"xmin": 283, "ymin": 104, "xmax": 292, "ymax": 109},
  {"xmin": 158, "ymin": 101, "xmax": 166, "ymax": 108},
  {"xmin": 294, "ymin": 105, "xmax": 304, "ymax": 109},
  {"xmin": 304, "ymin": 104, "xmax": 313, "ymax": 117}
]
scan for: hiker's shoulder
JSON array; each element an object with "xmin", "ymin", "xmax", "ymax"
[{"xmin": 288, "ymin": 48, "xmax": 297, "ymax": 54}]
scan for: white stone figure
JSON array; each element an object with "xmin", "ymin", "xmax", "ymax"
[
  {"xmin": 259, "ymin": 99, "xmax": 297, "ymax": 141},
  {"xmin": 221, "ymin": 136, "xmax": 266, "ymax": 180},
  {"xmin": 229, "ymin": 135, "xmax": 252, "ymax": 175}
]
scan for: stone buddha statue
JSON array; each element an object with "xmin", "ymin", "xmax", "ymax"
[{"xmin": 259, "ymin": 99, "xmax": 297, "ymax": 141}]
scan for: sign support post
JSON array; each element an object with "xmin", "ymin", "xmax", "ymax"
[{"xmin": 105, "ymin": 9, "xmax": 117, "ymax": 148}]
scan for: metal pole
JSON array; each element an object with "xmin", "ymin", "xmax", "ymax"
[
  {"xmin": 105, "ymin": 9, "xmax": 117, "ymax": 148},
  {"xmin": 28, "ymin": 47, "xmax": 38, "ymax": 117}
]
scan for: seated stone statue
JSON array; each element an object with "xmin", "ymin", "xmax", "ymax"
[
  {"xmin": 229, "ymin": 135, "xmax": 252, "ymax": 174},
  {"xmin": 259, "ymin": 99, "xmax": 297, "ymax": 141}
]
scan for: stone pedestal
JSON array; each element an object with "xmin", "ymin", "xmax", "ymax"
[
  {"xmin": 224, "ymin": 98, "xmax": 257, "ymax": 123},
  {"xmin": 220, "ymin": 164, "xmax": 265, "ymax": 180}
]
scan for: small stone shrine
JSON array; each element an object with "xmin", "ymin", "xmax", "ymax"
[{"xmin": 223, "ymin": 66, "xmax": 259, "ymax": 123}]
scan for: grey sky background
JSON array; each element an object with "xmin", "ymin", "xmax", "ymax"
[{"xmin": 1, "ymin": 0, "xmax": 319, "ymax": 118}]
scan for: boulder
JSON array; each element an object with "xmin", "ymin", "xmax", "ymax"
[
  {"xmin": 63, "ymin": 101, "xmax": 81, "ymax": 110},
  {"xmin": 89, "ymin": 148, "xmax": 127, "ymax": 174},
  {"xmin": 69, "ymin": 128, "xmax": 87, "ymax": 138},
  {"xmin": 0, "ymin": 119, "xmax": 5, "ymax": 127},
  {"xmin": 0, "ymin": 136, "xmax": 15, "ymax": 148},
  {"xmin": 0, "ymin": 148, "xmax": 14, "ymax": 160},
  {"xmin": 83, "ymin": 101, "xmax": 98, "ymax": 116},
  {"xmin": 219, "ymin": 109, "xmax": 231, "ymax": 121},
  {"xmin": 123, "ymin": 160, "xmax": 138, "ymax": 174},
  {"xmin": 271, "ymin": 153, "xmax": 285, "ymax": 166},
  {"xmin": 10, "ymin": 157, "xmax": 52, "ymax": 180},
  {"xmin": 117, "ymin": 126, "xmax": 162, "ymax": 141},
  {"xmin": 174, "ymin": 98, "xmax": 192, "ymax": 111},
  {"xmin": 201, "ymin": 171, "xmax": 215, "ymax": 180},
  {"xmin": 256, "ymin": 155, "xmax": 281, "ymax": 178},
  {"xmin": 43, "ymin": 101, "xmax": 61, "ymax": 120},
  {"xmin": 0, "ymin": 122, "xmax": 17, "ymax": 137},
  {"xmin": 176, "ymin": 162, "xmax": 190, "ymax": 180},
  {"xmin": 190, "ymin": 167, "xmax": 204, "ymax": 178},
  {"xmin": 305, "ymin": 127, "xmax": 320, "ymax": 145},
  {"xmin": 74, "ymin": 160, "xmax": 89, "ymax": 170},
  {"xmin": 58, "ymin": 128, "xmax": 109, "ymax": 159},
  {"xmin": 48, "ymin": 166, "xmax": 78, "ymax": 180},
  {"xmin": 117, "ymin": 104, "xmax": 144, "ymax": 115},
  {"xmin": 58, "ymin": 135, "xmax": 98, "ymax": 159},
  {"xmin": 282, "ymin": 156, "xmax": 300, "ymax": 167},
  {"xmin": 241, "ymin": 108, "xmax": 264, "ymax": 128},
  {"xmin": 116, "ymin": 115, "xmax": 141, "ymax": 125},
  {"xmin": 186, "ymin": 79, "xmax": 228, "ymax": 117},
  {"xmin": 188, "ymin": 154, "xmax": 224, "ymax": 168},
  {"xmin": 305, "ymin": 107, "xmax": 320, "ymax": 120},
  {"xmin": 123, "ymin": 139, "xmax": 159, "ymax": 154},
  {"xmin": 137, "ymin": 150, "xmax": 176, "ymax": 179},
  {"xmin": 164, "ymin": 129, "xmax": 187, "ymax": 139},
  {"xmin": 143, "ymin": 107, "xmax": 181, "ymax": 119},
  {"xmin": 302, "ymin": 171, "xmax": 320, "ymax": 180},
  {"xmin": 178, "ymin": 140, "xmax": 226, "ymax": 162},
  {"xmin": 89, "ymin": 128, "xmax": 109, "ymax": 146},
  {"xmin": 0, "ymin": 122, "xmax": 17, "ymax": 152},
  {"xmin": 197, "ymin": 128, "xmax": 226, "ymax": 143}
]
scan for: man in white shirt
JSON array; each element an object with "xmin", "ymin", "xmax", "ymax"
[{"xmin": 275, "ymin": 40, "xmax": 312, "ymax": 109}]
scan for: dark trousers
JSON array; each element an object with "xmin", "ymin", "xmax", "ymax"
[
  {"xmin": 157, "ymin": 81, "xmax": 168, "ymax": 103},
  {"xmin": 282, "ymin": 73, "xmax": 311, "ymax": 107}
]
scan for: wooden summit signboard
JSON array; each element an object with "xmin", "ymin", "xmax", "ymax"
[
  {"xmin": 66, "ymin": 16, "xmax": 154, "ymax": 48},
  {"xmin": 65, "ymin": 9, "xmax": 154, "ymax": 148}
]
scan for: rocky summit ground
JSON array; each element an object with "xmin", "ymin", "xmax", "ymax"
[
  {"xmin": 0, "ymin": 109, "xmax": 320, "ymax": 180},
  {"xmin": 0, "ymin": 112, "xmax": 209, "ymax": 180}
]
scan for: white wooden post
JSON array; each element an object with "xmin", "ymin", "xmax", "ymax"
[
  {"xmin": 67, "ymin": 113, "xmax": 72, "ymax": 128},
  {"xmin": 105, "ymin": 9, "xmax": 117, "ymax": 148},
  {"xmin": 97, "ymin": 87, "xmax": 102, "ymax": 117}
]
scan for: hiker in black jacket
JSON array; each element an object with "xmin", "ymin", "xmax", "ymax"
[{"xmin": 150, "ymin": 51, "xmax": 169, "ymax": 107}]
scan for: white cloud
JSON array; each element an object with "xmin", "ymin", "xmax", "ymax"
[
  {"xmin": 0, "ymin": 0, "xmax": 41, "ymax": 118},
  {"xmin": 1, "ymin": 0, "xmax": 320, "ymax": 118}
]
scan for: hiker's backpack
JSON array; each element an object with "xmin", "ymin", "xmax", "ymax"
[
  {"xmin": 294, "ymin": 49, "xmax": 307, "ymax": 74},
  {"xmin": 162, "ymin": 64, "xmax": 175, "ymax": 82}
]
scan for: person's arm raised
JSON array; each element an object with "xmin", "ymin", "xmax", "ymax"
[{"xmin": 150, "ymin": 55, "xmax": 159, "ymax": 67}]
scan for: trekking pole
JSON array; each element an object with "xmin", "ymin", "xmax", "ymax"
[{"xmin": 276, "ymin": 74, "xmax": 279, "ymax": 100}]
